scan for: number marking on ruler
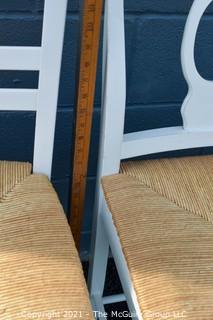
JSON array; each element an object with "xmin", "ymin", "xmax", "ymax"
[{"xmin": 70, "ymin": 0, "xmax": 103, "ymax": 249}]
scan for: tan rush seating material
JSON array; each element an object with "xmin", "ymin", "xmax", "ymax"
[
  {"xmin": 102, "ymin": 155, "xmax": 213, "ymax": 320},
  {"xmin": 0, "ymin": 161, "xmax": 93, "ymax": 320}
]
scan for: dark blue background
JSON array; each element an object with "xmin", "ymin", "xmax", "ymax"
[{"xmin": 0, "ymin": 0, "xmax": 213, "ymax": 257}]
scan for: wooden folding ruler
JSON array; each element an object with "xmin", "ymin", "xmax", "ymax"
[{"xmin": 69, "ymin": 0, "xmax": 103, "ymax": 249}]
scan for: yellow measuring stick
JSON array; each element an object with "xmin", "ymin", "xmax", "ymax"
[{"xmin": 70, "ymin": 0, "xmax": 103, "ymax": 250}]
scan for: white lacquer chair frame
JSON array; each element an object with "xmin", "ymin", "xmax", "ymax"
[
  {"xmin": 0, "ymin": 0, "xmax": 68, "ymax": 179},
  {"xmin": 88, "ymin": 0, "xmax": 213, "ymax": 319}
]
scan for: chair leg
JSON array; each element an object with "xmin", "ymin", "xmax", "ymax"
[
  {"xmin": 102, "ymin": 200, "xmax": 143, "ymax": 320},
  {"xmin": 88, "ymin": 203, "xmax": 109, "ymax": 319}
]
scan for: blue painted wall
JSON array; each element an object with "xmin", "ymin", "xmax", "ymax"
[{"xmin": 0, "ymin": 0, "xmax": 213, "ymax": 257}]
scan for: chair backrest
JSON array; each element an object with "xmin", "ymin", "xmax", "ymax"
[
  {"xmin": 97, "ymin": 0, "xmax": 213, "ymax": 180},
  {"xmin": 0, "ymin": 0, "xmax": 67, "ymax": 179}
]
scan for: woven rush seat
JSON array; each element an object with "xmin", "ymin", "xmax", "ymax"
[
  {"xmin": 0, "ymin": 161, "xmax": 93, "ymax": 320},
  {"xmin": 102, "ymin": 155, "xmax": 213, "ymax": 319}
]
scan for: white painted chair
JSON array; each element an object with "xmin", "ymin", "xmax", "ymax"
[
  {"xmin": 89, "ymin": 0, "xmax": 213, "ymax": 319},
  {"xmin": 0, "ymin": 1, "xmax": 93, "ymax": 319}
]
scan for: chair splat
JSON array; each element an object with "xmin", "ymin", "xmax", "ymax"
[{"xmin": 181, "ymin": 0, "xmax": 213, "ymax": 131}]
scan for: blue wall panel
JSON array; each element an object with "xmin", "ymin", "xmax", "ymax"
[
  {"xmin": 0, "ymin": 0, "xmax": 212, "ymax": 256},
  {"xmin": 0, "ymin": 1, "xmax": 37, "ymax": 12}
]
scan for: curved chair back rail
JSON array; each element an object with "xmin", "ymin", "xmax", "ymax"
[
  {"xmin": 98, "ymin": 0, "xmax": 213, "ymax": 179},
  {"xmin": 0, "ymin": 0, "xmax": 68, "ymax": 178}
]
